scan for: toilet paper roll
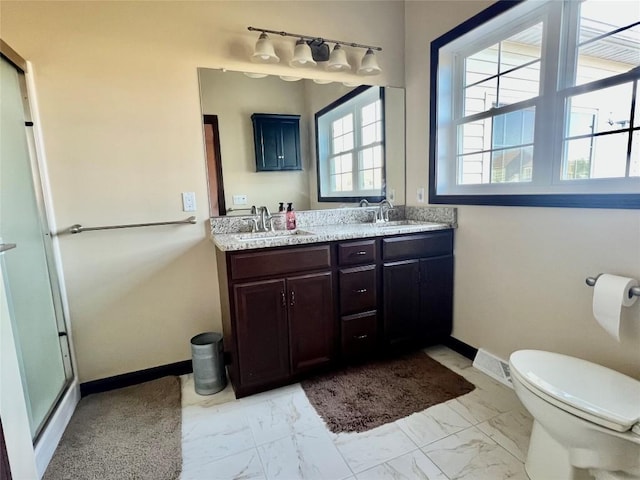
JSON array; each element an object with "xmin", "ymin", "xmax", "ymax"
[{"xmin": 592, "ymin": 274, "xmax": 638, "ymax": 341}]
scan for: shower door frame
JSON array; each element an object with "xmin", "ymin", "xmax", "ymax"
[{"xmin": 1, "ymin": 39, "xmax": 79, "ymax": 477}]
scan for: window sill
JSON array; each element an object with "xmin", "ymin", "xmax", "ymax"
[{"xmin": 428, "ymin": 193, "xmax": 640, "ymax": 209}]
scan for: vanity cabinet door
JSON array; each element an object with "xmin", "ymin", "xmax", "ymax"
[
  {"xmin": 234, "ymin": 279, "xmax": 290, "ymax": 387},
  {"xmin": 419, "ymin": 254, "xmax": 454, "ymax": 340},
  {"xmin": 383, "ymin": 259, "xmax": 421, "ymax": 348},
  {"xmin": 288, "ymin": 271, "xmax": 335, "ymax": 374}
]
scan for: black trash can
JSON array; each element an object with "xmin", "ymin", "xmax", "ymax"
[{"xmin": 190, "ymin": 332, "xmax": 227, "ymax": 395}]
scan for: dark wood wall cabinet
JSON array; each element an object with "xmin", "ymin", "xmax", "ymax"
[
  {"xmin": 251, "ymin": 114, "xmax": 302, "ymax": 171},
  {"xmin": 216, "ymin": 229, "xmax": 454, "ymax": 397}
]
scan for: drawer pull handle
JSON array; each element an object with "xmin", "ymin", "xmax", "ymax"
[
  {"xmin": 281, "ymin": 290, "xmax": 286, "ymax": 308},
  {"xmin": 352, "ymin": 251, "xmax": 367, "ymax": 256},
  {"xmin": 354, "ymin": 288, "xmax": 368, "ymax": 294},
  {"xmin": 354, "ymin": 334, "xmax": 368, "ymax": 340},
  {"xmin": 290, "ymin": 290, "xmax": 295, "ymax": 306}
]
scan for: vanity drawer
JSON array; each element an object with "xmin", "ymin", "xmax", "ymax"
[
  {"xmin": 338, "ymin": 239, "xmax": 377, "ymax": 266},
  {"xmin": 339, "ymin": 266, "xmax": 377, "ymax": 315},
  {"xmin": 229, "ymin": 245, "xmax": 331, "ymax": 280},
  {"xmin": 341, "ymin": 311, "xmax": 377, "ymax": 359},
  {"xmin": 382, "ymin": 231, "xmax": 453, "ymax": 261}
]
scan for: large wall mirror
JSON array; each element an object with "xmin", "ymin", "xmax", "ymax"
[{"xmin": 198, "ymin": 68, "xmax": 406, "ymax": 216}]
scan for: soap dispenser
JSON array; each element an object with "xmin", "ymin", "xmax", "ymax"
[{"xmin": 286, "ymin": 202, "xmax": 296, "ymax": 230}]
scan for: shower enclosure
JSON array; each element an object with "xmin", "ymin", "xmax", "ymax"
[{"xmin": 0, "ymin": 44, "xmax": 73, "ymax": 441}]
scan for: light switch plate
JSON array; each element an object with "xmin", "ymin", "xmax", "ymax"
[
  {"xmin": 182, "ymin": 192, "xmax": 196, "ymax": 212},
  {"xmin": 417, "ymin": 187, "xmax": 425, "ymax": 203}
]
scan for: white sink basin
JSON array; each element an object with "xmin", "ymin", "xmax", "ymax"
[
  {"xmin": 232, "ymin": 230, "xmax": 315, "ymax": 242},
  {"xmin": 369, "ymin": 220, "xmax": 422, "ymax": 228}
]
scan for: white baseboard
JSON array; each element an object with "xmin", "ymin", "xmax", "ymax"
[{"xmin": 34, "ymin": 381, "xmax": 80, "ymax": 478}]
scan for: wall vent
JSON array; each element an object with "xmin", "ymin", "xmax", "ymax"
[{"xmin": 472, "ymin": 348, "xmax": 513, "ymax": 389}]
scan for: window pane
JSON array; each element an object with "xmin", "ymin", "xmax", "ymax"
[
  {"xmin": 359, "ymin": 146, "xmax": 383, "ymax": 170},
  {"xmin": 361, "ymin": 148, "xmax": 373, "ymax": 169},
  {"xmin": 492, "ymin": 108, "xmax": 536, "ymax": 148},
  {"xmin": 491, "ymin": 146, "xmax": 534, "ymax": 183},
  {"xmin": 460, "ymin": 107, "xmax": 535, "ymax": 155},
  {"xmin": 501, "ymin": 23, "xmax": 543, "ymax": 72},
  {"xmin": 361, "ymin": 170, "xmax": 374, "ymax": 190},
  {"xmin": 332, "ymin": 118, "xmax": 343, "ymax": 136},
  {"xmin": 464, "ymin": 78, "xmax": 497, "ymax": 116},
  {"xmin": 362, "ymin": 100, "xmax": 381, "ymax": 125},
  {"xmin": 465, "ymin": 44, "xmax": 499, "ymax": 87},
  {"xmin": 499, "ymin": 62, "xmax": 540, "ymax": 105},
  {"xmin": 563, "ymin": 133, "xmax": 629, "ymax": 179},
  {"xmin": 458, "ymin": 151, "xmax": 491, "ymax": 185},
  {"xmin": 372, "ymin": 145, "xmax": 383, "ymax": 168},
  {"xmin": 575, "ymin": 1, "xmax": 640, "ymax": 86},
  {"xmin": 362, "ymin": 123, "xmax": 380, "ymax": 146},
  {"xmin": 567, "ymin": 83, "xmax": 633, "ymax": 137}
]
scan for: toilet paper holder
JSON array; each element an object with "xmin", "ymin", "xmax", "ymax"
[{"xmin": 586, "ymin": 274, "xmax": 640, "ymax": 298}]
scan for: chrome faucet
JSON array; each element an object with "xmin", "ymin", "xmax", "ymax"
[
  {"xmin": 358, "ymin": 199, "xmax": 369, "ymax": 207},
  {"xmin": 257, "ymin": 206, "xmax": 274, "ymax": 232},
  {"xmin": 376, "ymin": 199, "xmax": 394, "ymax": 223}
]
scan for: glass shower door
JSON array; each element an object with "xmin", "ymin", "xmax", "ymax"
[{"xmin": 0, "ymin": 56, "xmax": 72, "ymax": 438}]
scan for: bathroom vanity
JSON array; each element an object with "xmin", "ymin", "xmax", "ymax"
[{"xmin": 214, "ymin": 220, "xmax": 455, "ymax": 398}]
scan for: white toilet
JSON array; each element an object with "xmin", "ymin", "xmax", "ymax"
[{"xmin": 509, "ymin": 350, "xmax": 640, "ymax": 480}]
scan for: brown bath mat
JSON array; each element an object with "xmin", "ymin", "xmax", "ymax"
[
  {"xmin": 44, "ymin": 376, "xmax": 181, "ymax": 480},
  {"xmin": 301, "ymin": 351, "xmax": 475, "ymax": 433}
]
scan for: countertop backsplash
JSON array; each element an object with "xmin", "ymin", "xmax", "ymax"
[{"xmin": 210, "ymin": 206, "xmax": 456, "ymax": 235}]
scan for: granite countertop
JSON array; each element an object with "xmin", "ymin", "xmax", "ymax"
[{"xmin": 212, "ymin": 220, "xmax": 452, "ymax": 252}]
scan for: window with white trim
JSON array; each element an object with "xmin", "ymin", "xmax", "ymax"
[
  {"xmin": 316, "ymin": 86, "xmax": 385, "ymax": 202},
  {"xmin": 430, "ymin": 0, "xmax": 640, "ymax": 208}
]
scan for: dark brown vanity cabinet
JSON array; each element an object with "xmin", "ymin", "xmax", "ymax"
[
  {"xmin": 337, "ymin": 239, "xmax": 378, "ymax": 360},
  {"xmin": 216, "ymin": 229, "xmax": 454, "ymax": 397},
  {"xmin": 218, "ymin": 245, "xmax": 334, "ymax": 397},
  {"xmin": 382, "ymin": 230, "xmax": 454, "ymax": 350}
]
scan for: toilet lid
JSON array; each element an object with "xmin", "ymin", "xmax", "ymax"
[{"xmin": 510, "ymin": 350, "xmax": 640, "ymax": 432}]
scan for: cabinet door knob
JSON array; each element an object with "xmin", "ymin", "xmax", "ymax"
[
  {"xmin": 354, "ymin": 334, "xmax": 368, "ymax": 340},
  {"xmin": 354, "ymin": 288, "xmax": 367, "ymax": 294},
  {"xmin": 290, "ymin": 290, "xmax": 295, "ymax": 306}
]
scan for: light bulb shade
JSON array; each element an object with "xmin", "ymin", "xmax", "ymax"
[
  {"xmin": 357, "ymin": 48, "xmax": 382, "ymax": 76},
  {"xmin": 251, "ymin": 33, "xmax": 280, "ymax": 64},
  {"xmin": 289, "ymin": 39, "xmax": 317, "ymax": 68},
  {"xmin": 326, "ymin": 44, "xmax": 351, "ymax": 72}
]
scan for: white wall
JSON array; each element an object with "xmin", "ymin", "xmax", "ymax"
[
  {"xmin": 0, "ymin": 0, "xmax": 405, "ymax": 382},
  {"xmin": 405, "ymin": 1, "xmax": 640, "ymax": 378}
]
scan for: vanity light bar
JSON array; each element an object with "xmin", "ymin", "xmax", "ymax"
[{"xmin": 247, "ymin": 26, "xmax": 382, "ymax": 52}]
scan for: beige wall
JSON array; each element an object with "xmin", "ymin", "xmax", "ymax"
[
  {"xmin": 1, "ymin": 0, "xmax": 405, "ymax": 382},
  {"xmin": 405, "ymin": 1, "xmax": 640, "ymax": 378},
  {"xmin": 3, "ymin": 0, "xmax": 638, "ymax": 386}
]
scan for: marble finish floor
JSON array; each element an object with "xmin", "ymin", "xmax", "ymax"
[{"xmin": 180, "ymin": 346, "xmax": 533, "ymax": 480}]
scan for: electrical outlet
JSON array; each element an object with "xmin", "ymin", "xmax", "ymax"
[
  {"xmin": 182, "ymin": 192, "xmax": 196, "ymax": 212},
  {"xmin": 232, "ymin": 194, "xmax": 248, "ymax": 205},
  {"xmin": 417, "ymin": 187, "xmax": 425, "ymax": 203},
  {"xmin": 388, "ymin": 189, "xmax": 395, "ymax": 203}
]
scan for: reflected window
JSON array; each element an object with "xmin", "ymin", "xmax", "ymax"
[{"xmin": 316, "ymin": 86, "xmax": 385, "ymax": 202}]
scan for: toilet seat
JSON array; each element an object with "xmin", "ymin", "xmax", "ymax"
[{"xmin": 510, "ymin": 350, "xmax": 640, "ymax": 433}]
